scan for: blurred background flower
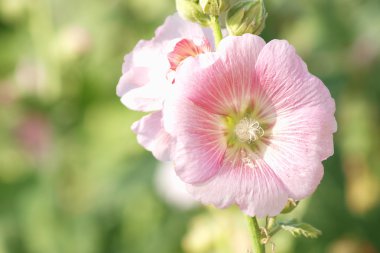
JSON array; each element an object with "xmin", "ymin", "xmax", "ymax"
[
  {"xmin": 0, "ymin": 0, "xmax": 379, "ymax": 252},
  {"xmin": 155, "ymin": 162, "xmax": 198, "ymax": 210}
]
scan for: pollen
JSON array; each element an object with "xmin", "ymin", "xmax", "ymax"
[{"xmin": 234, "ymin": 117, "xmax": 264, "ymax": 143}]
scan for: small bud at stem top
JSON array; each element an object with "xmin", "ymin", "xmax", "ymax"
[
  {"xmin": 226, "ymin": 0, "xmax": 267, "ymax": 36},
  {"xmin": 176, "ymin": 0, "xmax": 211, "ymax": 26}
]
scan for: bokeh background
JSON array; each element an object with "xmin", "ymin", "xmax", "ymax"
[{"xmin": 1, "ymin": 0, "xmax": 380, "ymax": 252}]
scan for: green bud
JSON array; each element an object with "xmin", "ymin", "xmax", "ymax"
[
  {"xmin": 226, "ymin": 0, "xmax": 267, "ymax": 36},
  {"xmin": 200, "ymin": 0, "xmax": 219, "ymax": 16},
  {"xmin": 199, "ymin": 0, "xmax": 231, "ymax": 16},
  {"xmin": 281, "ymin": 199, "xmax": 299, "ymax": 214},
  {"xmin": 176, "ymin": 0, "xmax": 210, "ymax": 26}
]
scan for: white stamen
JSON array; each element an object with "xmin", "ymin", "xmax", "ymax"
[{"xmin": 234, "ymin": 117, "xmax": 264, "ymax": 143}]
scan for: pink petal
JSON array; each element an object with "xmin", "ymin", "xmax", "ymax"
[
  {"xmin": 256, "ymin": 40, "xmax": 334, "ymax": 112},
  {"xmin": 168, "ymin": 38, "xmax": 211, "ymax": 71},
  {"xmin": 154, "ymin": 13, "xmax": 214, "ymax": 48},
  {"xmin": 116, "ymin": 66, "xmax": 150, "ymax": 97},
  {"xmin": 263, "ymin": 104, "xmax": 336, "ymax": 199},
  {"xmin": 131, "ymin": 111, "xmax": 173, "ymax": 161},
  {"xmin": 121, "ymin": 13, "xmax": 208, "ymax": 76},
  {"xmin": 117, "ymin": 13, "xmax": 214, "ymax": 111},
  {"xmin": 255, "ymin": 40, "xmax": 337, "ymax": 199},
  {"xmin": 171, "ymin": 100, "xmax": 227, "ymax": 184},
  {"xmin": 173, "ymin": 34, "xmax": 266, "ymax": 115},
  {"xmin": 117, "ymin": 41, "xmax": 169, "ymax": 106},
  {"xmin": 121, "ymin": 81, "xmax": 170, "ymax": 112},
  {"xmin": 121, "ymin": 40, "xmax": 153, "ymax": 74},
  {"xmin": 187, "ymin": 159, "xmax": 288, "ymax": 218}
]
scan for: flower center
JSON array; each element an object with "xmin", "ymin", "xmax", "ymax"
[{"xmin": 234, "ymin": 117, "xmax": 264, "ymax": 143}]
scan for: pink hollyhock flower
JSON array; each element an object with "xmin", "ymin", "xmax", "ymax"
[
  {"xmin": 164, "ymin": 34, "xmax": 337, "ymax": 217},
  {"xmin": 117, "ymin": 13, "xmax": 213, "ymax": 161}
]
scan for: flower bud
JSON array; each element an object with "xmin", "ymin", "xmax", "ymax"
[
  {"xmin": 176, "ymin": 0, "xmax": 210, "ymax": 26},
  {"xmin": 226, "ymin": 0, "xmax": 267, "ymax": 36},
  {"xmin": 199, "ymin": 0, "xmax": 231, "ymax": 16}
]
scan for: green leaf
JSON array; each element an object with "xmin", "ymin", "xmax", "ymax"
[{"xmin": 279, "ymin": 220, "xmax": 322, "ymax": 239}]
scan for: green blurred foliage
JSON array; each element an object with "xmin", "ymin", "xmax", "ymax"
[{"xmin": 0, "ymin": 0, "xmax": 379, "ymax": 252}]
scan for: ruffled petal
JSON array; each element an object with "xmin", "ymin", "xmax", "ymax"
[
  {"xmin": 121, "ymin": 81, "xmax": 170, "ymax": 112},
  {"xmin": 131, "ymin": 111, "xmax": 173, "ymax": 161},
  {"xmin": 121, "ymin": 13, "xmax": 210, "ymax": 75},
  {"xmin": 116, "ymin": 66, "xmax": 150, "ymax": 97},
  {"xmin": 154, "ymin": 13, "xmax": 213, "ymax": 44},
  {"xmin": 263, "ymin": 102, "xmax": 336, "ymax": 199},
  {"xmin": 187, "ymin": 159, "xmax": 288, "ymax": 217},
  {"xmin": 256, "ymin": 40, "xmax": 334, "ymax": 112},
  {"xmin": 117, "ymin": 41, "xmax": 169, "ymax": 104},
  {"xmin": 255, "ymin": 40, "xmax": 337, "ymax": 199},
  {"xmin": 117, "ymin": 13, "xmax": 214, "ymax": 111}
]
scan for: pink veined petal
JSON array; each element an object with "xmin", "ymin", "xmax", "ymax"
[
  {"xmin": 263, "ymin": 102, "xmax": 336, "ymax": 199},
  {"xmin": 255, "ymin": 40, "xmax": 337, "ymax": 199},
  {"xmin": 171, "ymin": 99, "xmax": 227, "ymax": 184},
  {"xmin": 169, "ymin": 34, "xmax": 266, "ymax": 116},
  {"xmin": 256, "ymin": 39, "xmax": 334, "ymax": 112},
  {"xmin": 163, "ymin": 53, "xmax": 219, "ymax": 136},
  {"xmin": 187, "ymin": 159, "xmax": 288, "ymax": 218},
  {"xmin": 168, "ymin": 38, "xmax": 211, "ymax": 71},
  {"xmin": 131, "ymin": 111, "xmax": 173, "ymax": 161}
]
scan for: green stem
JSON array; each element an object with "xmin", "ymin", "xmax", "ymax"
[
  {"xmin": 247, "ymin": 216, "xmax": 265, "ymax": 253},
  {"xmin": 210, "ymin": 15, "xmax": 223, "ymax": 47}
]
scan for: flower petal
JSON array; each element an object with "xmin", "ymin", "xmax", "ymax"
[
  {"xmin": 116, "ymin": 66, "xmax": 150, "ymax": 97},
  {"xmin": 187, "ymin": 159, "xmax": 288, "ymax": 217},
  {"xmin": 255, "ymin": 40, "xmax": 337, "ymax": 199},
  {"xmin": 263, "ymin": 103, "xmax": 336, "ymax": 199},
  {"xmin": 121, "ymin": 13, "xmax": 210, "ymax": 76},
  {"xmin": 256, "ymin": 40, "xmax": 334, "ymax": 112},
  {"xmin": 172, "ymin": 34, "xmax": 266, "ymax": 115},
  {"xmin": 121, "ymin": 81, "xmax": 170, "ymax": 112},
  {"xmin": 171, "ymin": 100, "xmax": 227, "ymax": 184},
  {"xmin": 117, "ymin": 13, "xmax": 214, "ymax": 110},
  {"xmin": 131, "ymin": 111, "xmax": 173, "ymax": 161},
  {"xmin": 154, "ymin": 13, "xmax": 213, "ymax": 45},
  {"xmin": 168, "ymin": 38, "xmax": 211, "ymax": 71},
  {"xmin": 117, "ymin": 40, "xmax": 169, "ymax": 104}
]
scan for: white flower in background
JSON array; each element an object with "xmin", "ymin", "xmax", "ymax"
[{"xmin": 154, "ymin": 162, "xmax": 198, "ymax": 210}]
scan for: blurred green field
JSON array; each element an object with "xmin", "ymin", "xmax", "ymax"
[{"xmin": 0, "ymin": 0, "xmax": 380, "ymax": 252}]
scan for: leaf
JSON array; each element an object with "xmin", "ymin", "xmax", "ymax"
[{"xmin": 279, "ymin": 220, "xmax": 322, "ymax": 239}]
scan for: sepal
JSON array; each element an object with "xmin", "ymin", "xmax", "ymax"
[{"xmin": 279, "ymin": 220, "xmax": 322, "ymax": 239}]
